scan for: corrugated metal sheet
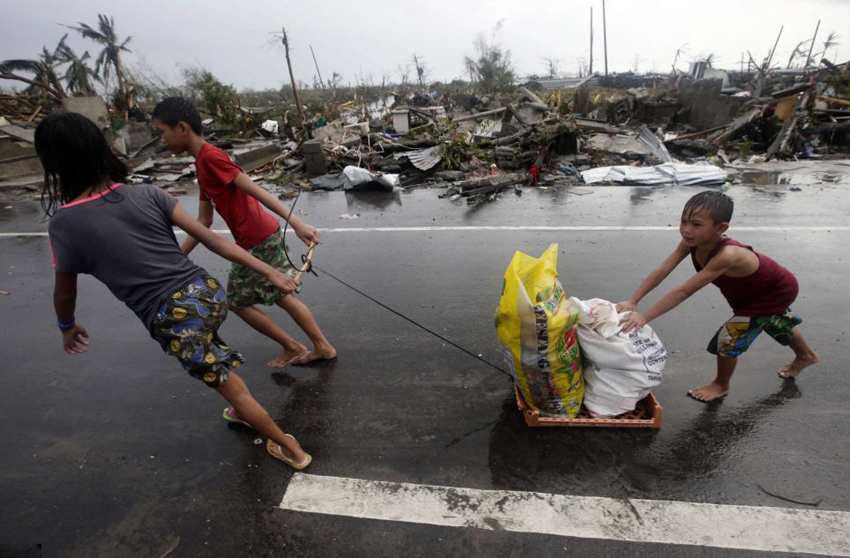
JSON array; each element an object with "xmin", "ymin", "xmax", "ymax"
[{"xmin": 393, "ymin": 146, "xmax": 442, "ymax": 171}]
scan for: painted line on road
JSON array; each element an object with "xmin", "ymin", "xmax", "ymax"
[
  {"xmin": 3, "ymin": 225, "xmax": 850, "ymax": 238},
  {"xmin": 279, "ymin": 473, "xmax": 850, "ymax": 556}
]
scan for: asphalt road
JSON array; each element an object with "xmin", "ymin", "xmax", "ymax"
[{"xmin": 1, "ymin": 172, "xmax": 848, "ymax": 557}]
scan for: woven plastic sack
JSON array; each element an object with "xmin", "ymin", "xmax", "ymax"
[
  {"xmin": 570, "ymin": 297, "xmax": 666, "ymax": 417},
  {"xmin": 495, "ymin": 244, "xmax": 584, "ymax": 417}
]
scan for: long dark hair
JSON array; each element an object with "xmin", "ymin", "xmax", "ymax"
[{"xmin": 34, "ymin": 111, "xmax": 128, "ymax": 216}]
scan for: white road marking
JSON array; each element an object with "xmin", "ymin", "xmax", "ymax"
[
  {"xmin": 2, "ymin": 225, "xmax": 850, "ymax": 238},
  {"xmin": 280, "ymin": 473, "xmax": 850, "ymax": 556}
]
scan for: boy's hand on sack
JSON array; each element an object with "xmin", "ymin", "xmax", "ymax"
[
  {"xmin": 619, "ymin": 311, "xmax": 647, "ymax": 334},
  {"xmin": 616, "ymin": 300, "xmax": 637, "ymax": 313},
  {"xmin": 294, "ymin": 223, "xmax": 321, "ymax": 246},
  {"xmin": 268, "ymin": 269, "xmax": 300, "ymax": 293},
  {"xmin": 61, "ymin": 324, "xmax": 90, "ymax": 354}
]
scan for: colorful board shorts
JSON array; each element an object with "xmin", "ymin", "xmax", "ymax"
[
  {"xmin": 152, "ymin": 275, "xmax": 244, "ymax": 388},
  {"xmin": 226, "ymin": 227, "xmax": 301, "ymax": 309},
  {"xmin": 707, "ymin": 308, "xmax": 802, "ymax": 358}
]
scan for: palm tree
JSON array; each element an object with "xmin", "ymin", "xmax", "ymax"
[
  {"xmin": 821, "ymin": 31, "xmax": 840, "ymax": 63},
  {"xmin": 66, "ymin": 14, "xmax": 132, "ymax": 112},
  {"xmin": 55, "ymin": 35, "xmax": 101, "ymax": 95},
  {"xmin": 0, "ymin": 43, "xmax": 67, "ymax": 101}
]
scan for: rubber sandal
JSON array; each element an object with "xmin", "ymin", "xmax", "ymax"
[
  {"xmin": 267, "ymin": 436, "xmax": 312, "ymax": 470},
  {"xmin": 222, "ymin": 406, "xmax": 251, "ymax": 427}
]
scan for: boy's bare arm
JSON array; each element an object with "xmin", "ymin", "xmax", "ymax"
[
  {"xmin": 620, "ymin": 249, "xmax": 736, "ymax": 332},
  {"xmin": 231, "ymin": 173, "xmax": 321, "ymax": 245},
  {"xmin": 171, "ymin": 203, "xmax": 299, "ymax": 293},
  {"xmin": 54, "ymin": 271, "xmax": 89, "ymax": 354},
  {"xmin": 617, "ymin": 241, "xmax": 690, "ymax": 312},
  {"xmin": 180, "ymin": 200, "xmax": 214, "ymax": 255}
]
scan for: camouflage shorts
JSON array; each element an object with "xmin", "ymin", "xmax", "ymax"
[
  {"xmin": 226, "ymin": 227, "xmax": 301, "ymax": 308},
  {"xmin": 152, "ymin": 275, "xmax": 244, "ymax": 388}
]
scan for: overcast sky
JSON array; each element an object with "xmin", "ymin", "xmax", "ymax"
[{"xmin": 2, "ymin": 0, "xmax": 849, "ymax": 92}]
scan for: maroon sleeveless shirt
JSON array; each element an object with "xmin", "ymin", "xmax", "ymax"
[{"xmin": 691, "ymin": 236, "xmax": 798, "ymax": 317}]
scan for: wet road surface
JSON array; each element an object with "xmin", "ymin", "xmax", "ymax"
[{"xmin": 1, "ymin": 173, "xmax": 848, "ymax": 557}]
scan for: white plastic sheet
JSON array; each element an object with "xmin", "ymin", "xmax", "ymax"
[{"xmin": 581, "ymin": 162, "xmax": 727, "ymax": 186}]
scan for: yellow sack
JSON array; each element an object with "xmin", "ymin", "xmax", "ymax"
[{"xmin": 495, "ymin": 244, "xmax": 584, "ymax": 417}]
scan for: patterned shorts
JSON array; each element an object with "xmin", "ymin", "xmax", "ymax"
[
  {"xmin": 152, "ymin": 275, "xmax": 244, "ymax": 388},
  {"xmin": 707, "ymin": 308, "xmax": 802, "ymax": 358},
  {"xmin": 226, "ymin": 227, "xmax": 301, "ymax": 309}
]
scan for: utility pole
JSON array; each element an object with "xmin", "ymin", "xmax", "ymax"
[
  {"xmin": 805, "ymin": 19, "xmax": 820, "ymax": 68},
  {"xmin": 589, "ymin": 6, "xmax": 594, "ymax": 75},
  {"xmin": 765, "ymin": 25, "xmax": 784, "ymax": 70},
  {"xmin": 602, "ymin": 0, "xmax": 608, "ymax": 76},
  {"xmin": 309, "ymin": 45, "xmax": 325, "ymax": 92},
  {"xmin": 281, "ymin": 28, "xmax": 305, "ymax": 125},
  {"xmin": 740, "ymin": 52, "xmax": 745, "ymax": 73}
]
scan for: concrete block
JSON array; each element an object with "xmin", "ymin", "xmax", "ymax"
[{"xmin": 62, "ymin": 96, "xmax": 109, "ymax": 126}]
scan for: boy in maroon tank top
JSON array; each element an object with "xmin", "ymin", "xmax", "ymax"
[{"xmin": 617, "ymin": 191, "xmax": 818, "ymax": 402}]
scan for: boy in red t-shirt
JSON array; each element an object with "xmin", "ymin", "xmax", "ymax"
[
  {"xmin": 153, "ymin": 98, "xmax": 336, "ymax": 373},
  {"xmin": 617, "ymin": 191, "xmax": 818, "ymax": 402}
]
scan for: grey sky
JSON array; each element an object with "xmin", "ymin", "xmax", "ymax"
[{"xmin": 2, "ymin": 0, "xmax": 849, "ymax": 92}]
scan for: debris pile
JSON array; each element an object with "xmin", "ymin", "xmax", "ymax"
[{"xmin": 3, "ymin": 20, "xmax": 849, "ymax": 201}]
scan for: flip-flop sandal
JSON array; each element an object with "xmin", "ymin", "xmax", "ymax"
[
  {"xmin": 267, "ymin": 435, "xmax": 312, "ymax": 470},
  {"xmin": 222, "ymin": 406, "xmax": 251, "ymax": 427}
]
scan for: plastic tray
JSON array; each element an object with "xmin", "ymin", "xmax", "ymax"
[{"xmin": 514, "ymin": 384, "xmax": 663, "ymax": 429}]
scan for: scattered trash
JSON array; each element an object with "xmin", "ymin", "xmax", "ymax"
[
  {"xmin": 339, "ymin": 213, "xmax": 360, "ymax": 219},
  {"xmin": 0, "ymin": 290, "xmax": 10, "ymax": 296}
]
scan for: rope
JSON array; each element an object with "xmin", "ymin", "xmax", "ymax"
[
  {"xmin": 313, "ymin": 263, "xmax": 514, "ymax": 381},
  {"xmin": 280, "ymin": 187, "xmax": 514, "ymax": 381}
]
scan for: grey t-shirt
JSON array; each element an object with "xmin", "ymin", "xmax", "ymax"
[{"xmin": 48, "ymin": 184, "xmax": 205, "ymax": 331}]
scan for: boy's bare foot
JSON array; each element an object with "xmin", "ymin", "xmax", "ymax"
[
  {"xmin": 267, "ymin": 344, "xmax": 308, "ymax": 368},
  {"xmin": 778, "ymin": 352, "xmax": 819, "ymax": 378},
  {"xmin": 688, "ymin": 382, "xmax": 729, "ymax": 402},
  {"xmin": 293, "ymin": 344, "xmax": 337, "ymax": 366}
]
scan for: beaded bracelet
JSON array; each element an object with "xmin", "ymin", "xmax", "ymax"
[{"xmin": 57, "ymin": 317, "xmax": 76, "ymax": 331}]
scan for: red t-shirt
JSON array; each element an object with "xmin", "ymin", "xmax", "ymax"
[
  {"xmin": 691, "ymin": 237, "xmax": 799, "ymax": 317},
  {"xmin": 195, "ymin": 143, "xmax": 279, "ymax": 249}
]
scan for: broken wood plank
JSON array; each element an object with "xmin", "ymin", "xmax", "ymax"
[
  {"xmin": 766, "ymin": 88, "xmax": 812, "ymax": 160},
  {"xmin": 452, "ymin": 107, "xmax": 508, "ymax": 123}
]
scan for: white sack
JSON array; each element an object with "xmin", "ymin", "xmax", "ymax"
[{"xmin": 569, "ymin": 297, "xmax": 667, "ymax": 417}]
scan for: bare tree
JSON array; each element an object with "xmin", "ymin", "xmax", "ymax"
[
  {"xmin": 632, "ymin": 54, "xmax": 642, "ymax": 73},
  {"xmin": 786, "ymin": 40, "xmax": 810, "ymax": 69},
  {"xmin": 575, "ymin": 56, "xmax": 589, "ymax": 78},
  {"xmin": 671, "ymin": 43, "xmax": 690, "ymax": 73},
  {"xmin": 397, "ymin": 63, "xmax": 411, "ymax": 85},
  {"xmin": 411, "ymin": 53, "xmax": 429, "ymax": 86},
  {"xmin": 540, "ymin": 56, "xmax": 560, "ymax": 79}
]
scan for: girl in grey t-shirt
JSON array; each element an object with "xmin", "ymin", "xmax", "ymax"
[{"xmin": 36, "ymin": 111, "xmax": 312, "ymax": 470}]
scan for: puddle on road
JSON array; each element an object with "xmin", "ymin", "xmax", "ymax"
[{"xmin": 734, "ymin": 169, "xmax": 850, "ymax": 186}]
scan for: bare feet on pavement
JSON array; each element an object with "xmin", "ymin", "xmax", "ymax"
[
  {"xmin": 293, "ymin": 344, "xmax": 338, "ymax": 365},
  {"xmin": 779, "ymin": 352, "xmax": 819, "ymax": 378},
  {"xmin": 688, "ymin": 382, "xmax": 729, "ymax": 402},
  {"xmin": 267, "ymin": 343, "xmax": 308, "ymax": 368}
]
